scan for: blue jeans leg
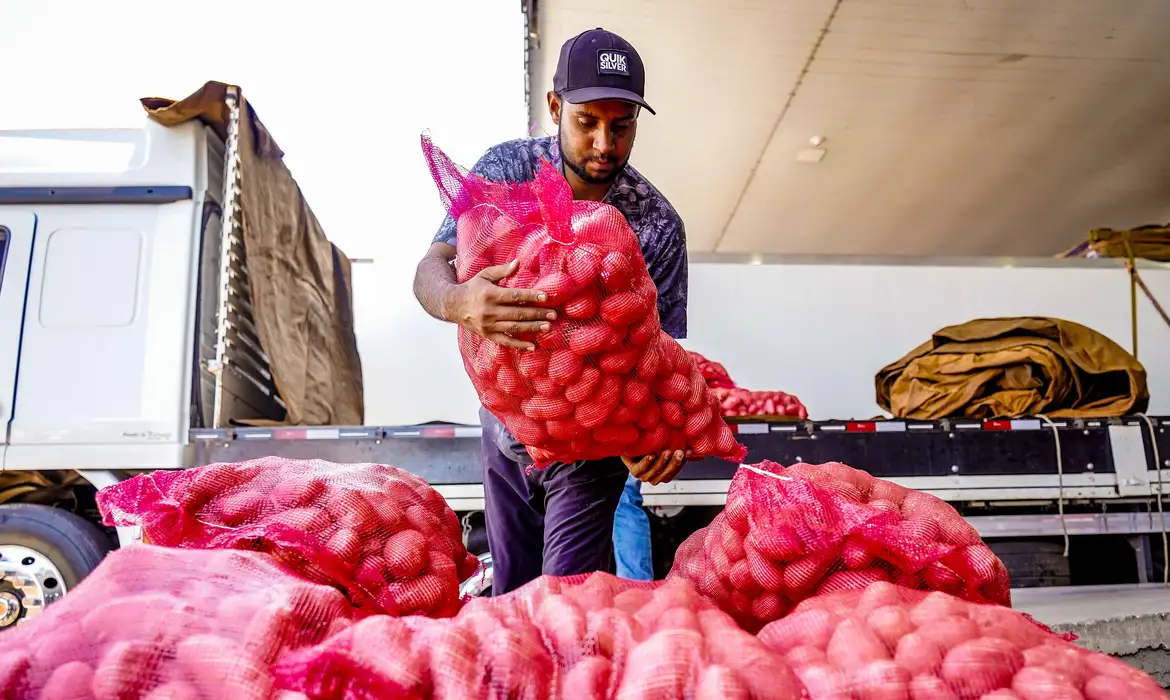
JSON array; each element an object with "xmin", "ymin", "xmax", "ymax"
[{"xmin": 612, "ymin": 474, "xmax": 654, "ymax": 580}]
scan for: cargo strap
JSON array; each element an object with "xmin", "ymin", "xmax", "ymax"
[{"xmin": 1124, "ymin": 239, "xmax": 1170, "ymax": 359}]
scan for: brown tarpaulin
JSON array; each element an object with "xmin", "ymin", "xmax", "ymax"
[
  {"xmin": 142, "ymin": 81, "xmax": 364, "ymax": 426},
  {"xmin": 1058, "ymin": 224, "xmax": 1170, "ymax": 262},
  {"xmin": 875, "ymin": 317, "xmax": 1148, "ymax": 420}
]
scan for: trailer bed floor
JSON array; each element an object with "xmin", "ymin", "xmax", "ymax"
[{"xmin": 1013, "ymin": 584, "xmax": 1170, "ymax": 687}]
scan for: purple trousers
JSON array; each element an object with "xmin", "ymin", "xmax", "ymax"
[{"xmin": 481, "ymin": 433, "xmax": 629, "ymax": 596}]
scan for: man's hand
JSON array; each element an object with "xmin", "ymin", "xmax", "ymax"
[
  {"xmin": 623, "ymin": 450, "xmax": 693, "ymax": 486},
  {"xmin": 444, "ymin": 260, "xmax": 556, "ymax": 351}
]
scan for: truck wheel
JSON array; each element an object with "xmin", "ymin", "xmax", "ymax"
[{"xmin": 0, "ymin": 503, "xmax": 114, "ymax": 630}]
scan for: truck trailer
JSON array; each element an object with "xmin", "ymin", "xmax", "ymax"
[{"xmin": 2, "ymin": 85, "xmax": 1170, "ymax": 627}]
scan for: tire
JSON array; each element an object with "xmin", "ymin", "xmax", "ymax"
[
  {"xmin": 0, "ymin": 503, "xmax": 114, "ymax": 591},
  {"xmin": 988, "ymin": 539, "xmax": 1071, "ymax": 588}
]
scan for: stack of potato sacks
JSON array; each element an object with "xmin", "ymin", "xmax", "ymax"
[
  {"xmin": 688, "ymin": 350, "xmax": 809, "ymax": 420},
  {"xmin": 3, "ymin": 135, "xmax": 1162, "ymax": 699},
  {"xmin": 2, "ymin": 455, "xmax": 1165, "ymax": 699}
]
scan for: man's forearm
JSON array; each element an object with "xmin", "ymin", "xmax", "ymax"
[{"xmin": 414, "ymin": 254, "xmax": 459, "ymax": 322}]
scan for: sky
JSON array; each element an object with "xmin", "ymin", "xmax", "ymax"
[{"xmin": 0, "ymin": 0, "xmax": 529, "ymax": 424}]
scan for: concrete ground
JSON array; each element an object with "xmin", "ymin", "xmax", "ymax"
[{"xmin": 1013, "ymin": 584, "xmax": 1170, "ymax": 687}]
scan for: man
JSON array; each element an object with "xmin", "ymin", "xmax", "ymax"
[{"xmin": 413, "ymin": 27, "xmax": 688, "ymax": 595}]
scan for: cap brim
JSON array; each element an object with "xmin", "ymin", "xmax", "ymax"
[{"xmin": 560, "ymin": 87, "xmax": 656, "ymax": 115}]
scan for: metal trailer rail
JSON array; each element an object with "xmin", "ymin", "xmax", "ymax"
[{"xmin": 189, "ymin": 413, "xmax": 1170, "ymax": 515}]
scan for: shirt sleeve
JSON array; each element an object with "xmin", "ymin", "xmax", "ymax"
[
  {"xmin": 430, "ymin": 145, "xmax": 515, "ymax": 248},
  {"xmin": 651, "ymin": 216, "xmax": 689, "ymax": 340}
]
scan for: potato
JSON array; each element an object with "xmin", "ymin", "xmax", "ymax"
[
  {"xmin": 855, "ymin": 581, "xmax": 906, "ymax": 619},
  {"xmin": 323, "ymin": 493, "xmax": 381, "ymax": 536},
  {"xmin": 215, "ymin": 491, "xmax": 269, "ymax": 526},
  {"xmin": 915, "ymin": 616, "xmax": 979, "ymax": 655},
  {"xmin": 751, "ymin": 593, "xmax": 786, "ymax": 623},
  {"xmin": 745, "ymin": 546, "xmax": 787, "ymax": 593},
  {"xmin": 483, "ymin": 628, "xmax": 555, "ymax": 699},
  {"xmin": 939, "ymin": 637, "xmax": 1023, "ymax": 698},
  {"xmin": 787, "ymin": 645, "xmax": 828, "ymax": 667},
  {"xmin": 759, "ymin": 609, "xmax": 841, "ymax": 656},
  {"xmin": 535, "ymin": 594, "xmax": 588, "ymax": 662},
  {"xmin": 849, "ymin": 659, "xmax": 911, "ymax": 700},
  {"xmin": 696, "ymin": 665, "xmax": 750, "ymax": 700},
  {"xmin": 91, "ymin": 640, "xmax": 167, "ymax": 700},
  {"xmin": 271, "ymin": 477, "xmax": 327, "ymax": 509},
  {"xmin": 795, "ymin": 664, "xmax": 852, "ymax": 700},
  {"xmin": 265, "ymin": 506, "xmax": 331, "ymax": 534},
  {"xmin": 39, "ymin": 661, "xmax": 95, "ymax": 700},
  {"xmin": 782, "ymin": 551, "xmax": 837, "ymax": 597},
  {"xmin": 1082, "ymin": 674, "xmax": 1165, "ymax": 700},
  {"xmin": 32, "ymin": 620, "xmax": 104, "ymax": 669},
  {"xmin": 910, "ymin": 592, "xmax": 971, "ymax": 628},
  {"xmin": 967, "ymin": 605, "xmax": 1051, "ymax": 650},
  {"xmin": 828, "ymin": 619, "xmax": 891, "ymax": 667},
  {"xmin": 175, "ymin": 635, "xmax": 274, "ymax": 700},
  {"xmin": 239, "ymin": 601, "xmax": 302, "ymax": 664},
  {"xmin": 142, "ymin": 682, "xmax": 201, "ymax": 700},
  {"xmin": 616, "ymin": 629, "xmax": 705, "ymax": 700},
  {"xmin": 587, "ymin": 608, "xmax": 639, "ymax": 659},
  {"xmin": 422, "ymin": 624, "xmax": 487, "ymax": 698},
  {"xmin": 907, "ymin": 674, "xmax": 960, "ymax": 700},
  {"xmin": 894, "ymin": 633, "xmax": 945, "ymax": 677},
  {"xmin": 1010, "ymin": 666, "xmax": 1083, "ymax": 700},
  {"xmin": 867, "ymin": 605, "xmax": 915, "ymax": 651},
  {"xmin": 382, "ymin": 529, "xmax": 429, "ymax": 580},
  {"xmin": 378, "ymin": 574, "xmax": 445, "ymax": 616},
  {"xmin": 1021, "ymin": 643, "xmax": 1090, "ymax": 688},
  {"xmin": 562, "ymin": 657, "xmax": 613, "ymax": 700}
]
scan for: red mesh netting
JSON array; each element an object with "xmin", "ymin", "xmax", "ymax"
[
  {"xmin": 97, "ymin": 458, "xmax": 479, "ymax": 618},
  {"xmin": 273, "ymin": 572, "xmax": 803, "ymax": 699},
  {"xmin": 0, "ymin": 546, "xmax": 354, "ymax": 699},
  {"xmin": 714, "ymin": 388, "xmax": 809, "ymax": 420},
  {"xmin": 668, "ymin": 461, "xmax": 1011, "ymax": 633},
  {"xmin": 758, "ymin": 582, "xmax": 1168, "ymax": 700},
  {"xmin": 421, "ymin": 135, "xmax": 747, "ymax": 467},
  {"xmin": 687, "ymin": 351, "xmax": 737, "ymax": 390}
]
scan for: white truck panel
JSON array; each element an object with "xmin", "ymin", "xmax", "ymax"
[
  {"xmin": 0, "ymin": 121, "xmax": 209, "ymax": 470},
  {"xmin": 358, "ymin": 256, "xmax": 1170, "ymax": 426},
  {"xmin": 0, "ymin": 122, "xmax": 204, "ymax": 188}
]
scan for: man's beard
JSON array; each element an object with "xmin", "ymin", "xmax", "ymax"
[{"xmin": 559, "ymin": 129, "xmax": 625, "ymax": 185}]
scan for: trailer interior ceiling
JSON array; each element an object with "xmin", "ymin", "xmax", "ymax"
[{"xmin": 528, "ymin": 0, "xmax": 1170, "ymax": 257}]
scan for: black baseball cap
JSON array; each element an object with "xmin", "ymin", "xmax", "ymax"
[{"xmin": 553, "ymin": 28, "xmax": 655, "ymax": 115}]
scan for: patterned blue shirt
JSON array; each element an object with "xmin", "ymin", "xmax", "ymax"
[{"xmin": 432, "ymin": 136, "xmax": 689, "ymax": 463}]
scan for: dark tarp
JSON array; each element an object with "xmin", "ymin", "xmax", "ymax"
[
  {"xmin": 876, "ymin": 317, "xmax": 1148, "ymax": 420},
  {"xmin": 141, "ymin": 81, "xmax": 364, "ymax": 426}
]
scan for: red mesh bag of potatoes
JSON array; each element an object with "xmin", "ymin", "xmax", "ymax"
[
  {"xmin": 687, "ymin": 350, "xmax": 737, "ymax": 390},
  {"xmin": 0, "ymin": 546, "xmax": 354, "ymax": 700},
  {"xmin": 421, "ymin": 135, "xmax": 747, "ymax": 468},
  {"xmin": 758, "ymin": 582, "xmax": 1168, "ymax": 700},
  {"xmin": 274, "ymin": 572, "xmax": 803, "ymax": 700},
  {"xmin": 97, "ymin": 457, "xmax": 480, "ymax": 618},
  {"xmin": 668, "ymin": 461, "xmax": 1011, "ymax": 632},
  {"xmin": 714, "ymin": 387, "xmax": 809, "ymax": 419}
]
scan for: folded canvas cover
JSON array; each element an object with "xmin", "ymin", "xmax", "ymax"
[{"xmin": 876, "ymin": 317, "xmax": 1148, "ymax": 420}]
